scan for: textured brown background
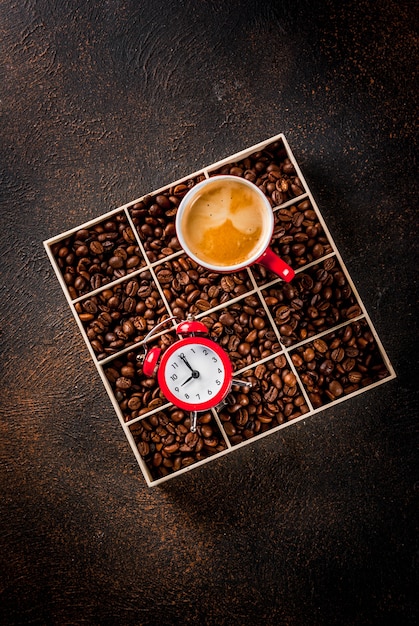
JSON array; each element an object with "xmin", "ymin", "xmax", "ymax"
[{"xmin": 1, "ymin": 1, "xmax": 418, "ymax": 624}]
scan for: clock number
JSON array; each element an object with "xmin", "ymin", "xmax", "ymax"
[
  {"xmin": 185, "ymin": 393, "xmax": 190, "ymax": 399},
  {"xmin": 171, "ymin": 362, "xmax": 179, "ymax": 369},
  {"xmin": 203, "ymin": 349, "xmax": 208, "ymax": 356},
  {"xmin": 174, "ymin": 386, "xmax": 179, "ymax": 392},
  {"xmin": 212, "ymin": 356, "xmax": 217, "ymax": 362},
  {"xmin": 196, "ymin": 394, "xmax": 200, "ymax": 400},
  {"xmin": 215, "ymin": 379, "xmax": 221, "ymax": 386},
  {"xmin": 207, "ymin": 389, "xmax": 212, "ymax": 396},
  {"xmin": 170, "ymin": 373, "xmax": 178, "ymax": 381},
  {"xmin": 218, "ymin": 368, "xmax": 223, "ymax": 374}
]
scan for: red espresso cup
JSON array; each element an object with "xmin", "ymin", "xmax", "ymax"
[{"xmin": 175, "ymin": 175, "xmax": 295, "ymax": 282}]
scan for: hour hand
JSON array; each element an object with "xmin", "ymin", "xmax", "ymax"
[{"xmin": 181, "ymin": 375, "xmax": 194, "ymax": 386}]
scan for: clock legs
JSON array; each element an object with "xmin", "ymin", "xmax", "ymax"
[
  {"xmin": 188, "ymin": 380, "xmax": 251, "ymax": 432},
  {"xmin": 231, "ymin": 378, "xmax": 253, "ymax": 389},
  {"xmin": 190, "ymin": 411, "xmax": 198, "ymax": 433}
]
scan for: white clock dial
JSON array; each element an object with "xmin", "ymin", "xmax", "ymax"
[{"xmin": 164, "ymin": 344, "xmax": 226, "ymax": 405}]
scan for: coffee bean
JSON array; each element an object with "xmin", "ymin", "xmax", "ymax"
[
  {"xmin": 195, "ymin": 299, "xmax": 211, "ymax": 311},
  {"xmin": 210, "ymin": 142, "xmax": 304, "ymax": 211},
  {"xmin": 123, "ymin": 296, "xmax": 136, "ymax": 313},
  {"xmin": 328, "ymin": 380, "xmax": 344, "ymax": 397},
  {"xmin": 89, "ymin": 241, "xmax": 104, "ymax": 255},
  {"xmin": 313, "ymin": 339, "xmax": 328, "ymax": 353},
  {"xmin": 264, "ymin": 387, "xmax": 278, "ymax": 402},
  {"xmin": 263, "ymin": 258, "xmax": 363, "ymax": 346},
  {"xmin": 331, "ymin": 347, "xmax": 345, "ymax": 362},
  {"xmin": 220, "ymin": 276, "xmax": 235, "ymax": 292},
  {"xmin": 319, "ymin": 359, "xmax": 335, "ymax": 376},
  {"xmin": 152, "ymin": 257, "xmax": 253, "ymax": 318},
  {"xmin": 125, "ymin": 280, "xmax": 139, "ymax": 296},
  {"xmin": 116, "ymin": 377, "xmax": 132, "ymax": 390},
  {"xmin": 253, "ymin": 317, "xmax": 266, "ymax": 330},
  {"xmin": 346, "ymin": 304, "xmax": 362, "ymax": 318},
  {"xmin": 77, "ymin": 271, "xmax": 171, "ymax": 359},
  {"xmin": 283, "ymin": 372, "xmax": 297, "ymax": 386},
  {"xmin": 291, "ymin": 320, "xmax": 390, "ymax": 407},
  {"xmin": 129, "ymin": 179, "xmax": 206, "ymax": 263},
  {"xmin": 128, "ymin": 407, "xmax": 227, "ymax": 479},
  {"xmin": 51, "ymin": 211, "xmax": 146, "ymax": 299},
  {"xmin": 156, "ymin": 269, "xmax": 173, "ymax": 283},
  {"xmin": 303, "ymin": 347, "xmax": 316, "ymax": 362},
  {"xmin": 219, "ymin": 357, "xmax": 306, "ymax": 443},
  {"xmin": 348, "ymin": 371, "xmax": 363, "ymax": 383}
]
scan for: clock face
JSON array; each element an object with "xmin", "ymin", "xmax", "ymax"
[{"xmin": 158, "ymin": 336, "xmax": 232, "ymax": 410}]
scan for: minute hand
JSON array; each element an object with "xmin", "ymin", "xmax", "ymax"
[
  {"xmin": 179, "ymin": 354, "xmax": 195, "ymax": 372},
  {"xmin": 179, "ymin": 354, "xmax": 200, "ymax": 384}
]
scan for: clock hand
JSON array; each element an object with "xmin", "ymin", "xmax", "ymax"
[
  {"xmin": 179, "ymin": 354, "xmax": 200, "ymax": 379},
  {"xmin": 181, "ymin": 375, "xmax": 193, "ymax": 386},
  {"xmin": 179, "ymin": 354, "xmax": 196, "ymax": 372}
]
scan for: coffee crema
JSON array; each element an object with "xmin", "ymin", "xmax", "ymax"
[{"xmin": 180, "ymin": 179, "xmax": 268, "ymax": 267}]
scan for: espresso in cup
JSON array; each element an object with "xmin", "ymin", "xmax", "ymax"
[
  {"xmin": 179, "ymin": 178, "xmax": 270, "ymax": 267},
  {"xmin": 176, "ymin": 175, "xmax": 295, "ymax": 282}
]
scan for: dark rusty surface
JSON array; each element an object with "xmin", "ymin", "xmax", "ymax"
[{"xmin": 1, "ymin": 1, "xmax": 418, "ymax": 624}]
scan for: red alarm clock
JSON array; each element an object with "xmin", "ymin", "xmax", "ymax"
[
  {"xmin": 140, "ymin": 317, "xmax": 251, "ymax": 432},
  {"xmin": 142, "ymin": 318, "xmax": 233, "ymax": 411}
]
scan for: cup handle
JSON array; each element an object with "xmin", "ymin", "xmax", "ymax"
[{"xmin": 256, "ymin": 247, "xmax": 295, "ymax": 282}]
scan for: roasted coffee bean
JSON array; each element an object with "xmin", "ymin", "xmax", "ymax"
[
  {"xmin": 78, "ymin": 271, "xmax": 171, "ymax": 359},
  {"xmin": 303, "ymin": 347, "xmax": 316, "ymax": 362},
  {"xmin": 220, "ymin": 276, "xmax": 235, "ymax": 292},
  {"xmin": 263, "ymin": 258, "xmax": 363, "ymax": 346},
  {"xmin": 115, "ymin": 376, "xmax": 132, "ymax": 390},
  {"xmin": 255, "ymin": 364, "xmax": 267, "ymax": 379},
  {"xmin": 291, "ymin": 353, "xmax": 303, "ymax": 368},
  {"xmin": 313, "ymin": 339, "xmax": 328, "ymax": 353},
  {"xmin": 156, "ymin": 269, "xmax": 173, "ymax": 283},
  {"xmin": 219, "ymin": 357, "xmax": 306, "ymax": 444},
  {"xmin": 128, "ymin": 408, "xmax": 226, "ymax": 479},
  {"xmin": 255, "ymin": 204, "xmax": 334, "ymax": 284},
  {"xmin": 125, "ymin": 280, "xmax": 139, "ymax": 296},
  {"xmin": 50, "ymin": 211, "xmax": 146, "ymax": 299},
  {"xmin": 219, "ymin": 312, "xmax": 235, "ymax": 326},
  {"xmin": 319, "ymin": 359, "xmax": 335, "ymax": 376},
  {"xmin": 291, "ymin": 320, "xmax": 390, "ymax": 408},
  {"xmin": 331, "ymin": 347, "xmax": 345, "ymax": 362},
  {"xmin": 210, "ymin": 142, "xmax": 305, "ymax": 211},
  {"xmin": 89, "ymin": 241, "xmax": 104, "ymax": 255},
  {"xmin": 348, "ymin": 371, "xmax": 363, "ymax": 383},
  {"xmin": 202, "ymin": 299, "xmax": 276, "ymax": 370},
  {"xmin": 264, "ymin": 387, "xmax": 278, "ymax": 402},
  {"xmin": 283, "ymin": 371, "xmax": 297, "ymax": 386},
  {"xmin": 195, "ymin": 299, "xmax": 211, "ymax": 311},
  {"xmin": 124, "ymin": 296, "xmax": 136, "ymax": 313},
  {"xmin": 346, "ymin": 304, "xmax": 362, "ymax": 319},
  {"xmin": 328, "ymin": 380, "xmax": 344, "ymax": 397},
  {"xmin": 153, "ymin": 256, "xmax": 253, "ymax": 317},
  {"xmin": 129, "ymin": 178, "xmax": 205, "ymax": 263}
]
